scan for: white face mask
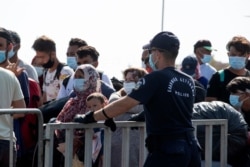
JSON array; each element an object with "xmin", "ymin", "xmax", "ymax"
[{"xmin": 123, "ymin": 82, "xmax": 136, "ymax": 94}]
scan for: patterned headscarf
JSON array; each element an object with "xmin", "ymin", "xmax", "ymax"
[{"xmin": 56, "ymin": 64, "xmax": 100, "ymax": 122}]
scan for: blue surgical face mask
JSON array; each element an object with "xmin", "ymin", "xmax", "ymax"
[
  {"xmin": 201, "ymin": 54, "xmax": 211, "ymax": 63},
  {"xmin": 34, "ymin": 66, "xmax": 44, "ymax": 77},
  {"xmin": 229, "ymin": 94, "xmax": 243, "ymax": 108},
  {"xmin": 0, "ymin": 50, "xmax": 6, "ymax": 64},
  {"xmin": 73, "ymin": 78, "xmax": 85, "ymax": 92},
  {"xmin": 229, "ymin": 56, "xmax": 246, "ymax": 70},
  {"xmin": 67, "ymin": 56, "xmax": 77, "ymax": 70},
  {"xmin": 7, "ymin": 48, "xmax": 15, "ymax": 59},
  {"xmin": 149, "ymin": 54, "xmax": 157, "ymax": 71}
]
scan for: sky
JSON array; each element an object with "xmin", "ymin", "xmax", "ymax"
[{"xmin": 1, "ymin": 0, "xmax": 250, "ymax": 79}]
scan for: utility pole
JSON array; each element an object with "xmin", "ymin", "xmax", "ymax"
[{"xmin": 161, "ymin": 0, "xmax": 165, "ymax": 31}]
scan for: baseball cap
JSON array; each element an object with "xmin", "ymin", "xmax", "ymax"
[
  {"xmin": 0, "ymin": 27, "xmax": 12, "ymax": 42},
  {"xmin": 150, "ymin": 31, "xmax": 180, "ymax": 52},
  {"xmin": 194, "ymin": 39, "xmax": 216, "ymax": 51},
  {"xmin": 181, "ymin": 56, "xmax": 197, "ymax": 75}
]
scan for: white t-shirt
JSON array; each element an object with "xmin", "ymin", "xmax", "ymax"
[
  {"xmin": 0, "ymin": 68, "xmax": 24, "ymax": 141},
  {"xmin": 43, "ymin": 65, "xmax": 74, "ymax": 102},
  {"xmin": 18, "ymin": 59, "xmax": 39, "ymax": 83},
  {"xmin": 200, "ymin": 63, "xmax": 217, "ymax": 81},
  {"xmin": 101, "ymin": 72, "xmax": 114, "ymax": 88}
]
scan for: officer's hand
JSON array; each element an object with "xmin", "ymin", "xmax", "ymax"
[
  {"xmin": 74, "ymin": 111, "xmax": 97, "ymax": 124},
  {"xmin": 104, "ymin": 118, "xmax": 116, "ymax": 132}
]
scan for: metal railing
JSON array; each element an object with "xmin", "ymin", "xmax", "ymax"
[
  {"xmin": 0, "ymin": 108, "xmax": 44, "ymax": 167},
  {"xmin": 44, "ymin": 121, "xmax": 146, "ymax": 167},
  {"xmin": 44, "ymin": 119, "xmax": 228, "ymax": 167},
  {"xmin": 192, "ymin": 119, "xmax": 228, "ymax": 167}
]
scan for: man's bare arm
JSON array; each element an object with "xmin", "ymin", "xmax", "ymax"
[{"xmin": 11, "ymin": 99, "xmax": 26, "ymax": 118}]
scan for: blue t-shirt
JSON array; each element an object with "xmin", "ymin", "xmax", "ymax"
[
  {"xmin": 17, "ymin": 71, "xmax": 30, "ymax": 106},
  {"xmin": 129, "ymin": 67, "xmax": 195, "ymax": 136}
]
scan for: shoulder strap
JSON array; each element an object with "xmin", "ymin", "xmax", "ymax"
[
  {"xmin": 98, "ymin": 71, "xmax": 103, "ymax": 80},
  {"xmin": 62, "ymin": 75, "xmax": 71, "ymax": 88},
  {"xmin": 218, "ymin": 69, "xmax": 224, "ymax": 82},
  {"xmin": 54, "ymin": 63, "xmax": 66, "ymax": 80}
]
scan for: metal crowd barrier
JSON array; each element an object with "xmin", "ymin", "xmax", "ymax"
[
  {"xmin": 44, "ymin": 119, "xmax": 228, "ymax": 167},
  {"xmin": 192, "ymin": 119, "xmax": 228, "ymax": 167},
  {"xmin": 0, "ymin": 108, "xmax": 44, "ymax": 167},
  {"xmin": 44, "ymin": 121, "xmax": 146, "ymax": 167}
]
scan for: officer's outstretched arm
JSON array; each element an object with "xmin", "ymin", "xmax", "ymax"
[{"xmin": 94, "ymin": 96, "xmax": 139, "ymax": 121}]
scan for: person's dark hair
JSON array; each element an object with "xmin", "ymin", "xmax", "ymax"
[
  {"xmin": 0, "ymin": 27, "xmax": 12, "ymax": 44},
  {"xmin": 8, "ymin": 30, "xmax": 20, "ymax": 44},
  {"xmin": 226, "ymin": 36, "xmax": 250, "ymax": 54},
  {"xmin": 123, "ymin": 67, "xmax": 148, "ymax": 80},
  {"xmin": 193, "ymin": 39, "xmax": 212, "ymax": 53},
  {"xmin": 69, "ymin": 38, "xmax": 88, "ymax": 48},
  {"xmin": 111, "ymin": 77, "xmax": 124, "ymax": 91},
  {"xmin": 32, "ymin": 35, "xmax": 56, "ymax": 53},
  {"xmin": 226, "ymin": 76, "xmax": 250, "ymax": 93},
  {"xmin": 76, "ymin": 46, "xmax": 99, "ymax": 61},
  {"xmin": 86, "ymin": 92, "xmax": 107, "ymax": 104}
]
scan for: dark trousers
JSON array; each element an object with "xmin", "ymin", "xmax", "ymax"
[
  {"xmin": 0, "ymin": 139, "xmax": 17, "ymax": 167},
  {"xmin": 144, "ymin": 133, "xmax": 201, "ymax": 167}
]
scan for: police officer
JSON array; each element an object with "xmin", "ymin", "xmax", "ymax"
[{"xmin": 74, "ymin": 31, "xmax": 201, "ymax": 167}]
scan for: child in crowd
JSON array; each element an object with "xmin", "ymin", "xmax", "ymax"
[{"xmin": 85, "ymin": 92, "xmax": 108, "ymax": 167}]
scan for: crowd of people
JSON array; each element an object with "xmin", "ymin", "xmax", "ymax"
[{"xmin": 0, "ymin": 25, "xmax": 250, "ymax": 167}]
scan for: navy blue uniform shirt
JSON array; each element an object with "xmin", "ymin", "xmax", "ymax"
[{"xmin": 129, "ymin": 67, "xmax": 195, "ymax": 136}]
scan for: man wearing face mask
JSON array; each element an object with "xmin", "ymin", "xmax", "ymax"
[
  {"xmin": 141, "ymin": 43, "xmax": 153, "ymax": 73},
  {"xmin": 206, "ymin": 36, "xmax": 250, "ymax": 104},
  {"xmin": 66, "ymin": 38, "xmax": 88, "ymax": 71},
  {"xmin": 194, "ymin": 39, "xmax": 217, "ymax": 81},
  {"xmin": 226, "ymin": 76, "xmax": 250, "ymax": 123},
  {"xmin": 57, "ymin": 45, "xmax": 115, "ymax": 100},
  {"xmin": 32, "ymin": 35, "xmax": 74, "ymax": 103},
  {"xmin": 8, "ymin": 30, "xmax": 39, "ymax": 83},
  {"xmin": 74, "ymin": 31, "xmax": 201, "ymax": 167}
]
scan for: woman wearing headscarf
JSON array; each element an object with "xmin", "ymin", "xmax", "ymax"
[
  {"xmin": 55, "ymin": 64, "xmax": 100, "ymax": 167},
  {"xmin": 56, "ymin": 64, "xmax": 101, "ymax": 122}
]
